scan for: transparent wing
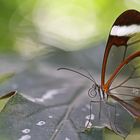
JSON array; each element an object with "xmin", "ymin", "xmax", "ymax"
[
  {"xmin": 106, "ymin": 35, "xmax": 140, "ymax": 119},
  {"xmin": 101, "ymin": 10, "xmax": 140, "ymax": 88}
]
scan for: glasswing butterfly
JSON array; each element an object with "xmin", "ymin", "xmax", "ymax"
[{"xmin": 59, "ymin": 9, "xmax": 140, "ymax": 137}]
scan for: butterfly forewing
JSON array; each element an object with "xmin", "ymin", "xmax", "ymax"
[
  {"xmin": 101, "ymin": 9, "xmax": 140, "ymax": 89},
  {"xmin": 101, "ymin": 9, "xmax": 140, "ymax": 120}
]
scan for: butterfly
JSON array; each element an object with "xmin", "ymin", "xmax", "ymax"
[
  {"xmin": 58, "ymin": 9, "xmax": 140, "ymax": 137},
  {"xmin": 101, "ymin": 9, "xmax": 140, "ymax": 119}
]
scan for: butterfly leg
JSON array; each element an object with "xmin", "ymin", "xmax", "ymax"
[
  {"xmin": 85, "ymin": 100, "xmax": 94, "ymax": 129},
  {"xmin": 85, "ymin": 99, "xmax": 104, "ymax": 130}
]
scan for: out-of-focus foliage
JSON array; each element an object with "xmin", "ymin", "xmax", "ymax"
[
  {"xmin": 0, "ymin": 0, "xmax": 36, "ymax": 53},
  {"xmin": 0, "ymin": 0, "xmax": 140, "ymax": 54}
]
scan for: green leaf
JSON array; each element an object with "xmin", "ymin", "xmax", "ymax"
[{"xmin": 0, "ymin": 91, "xmax": 16, "ymax": 112}]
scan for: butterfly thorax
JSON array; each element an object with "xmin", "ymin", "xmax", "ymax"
[{"xmin": 88, "ymin": 83, "xmax": 108, "ymax": 101}]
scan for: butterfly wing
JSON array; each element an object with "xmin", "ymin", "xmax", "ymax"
[
  {"xmin": 101, "ymin": 9, "xmax": 140, "ymax": 88},
  {"xmin": 101, "ymin": 9, "xmax": 140, "ymax": 119}
]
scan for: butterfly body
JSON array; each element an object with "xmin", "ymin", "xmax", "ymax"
[{"xmin": 88, "ymin": 83, "xmax": 108, "ymax": 100}]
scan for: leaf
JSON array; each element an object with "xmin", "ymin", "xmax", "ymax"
[
  {"xmin": 0, "ymin": 91, "xmax": 16, "ymax": 111},
  {"xmin": 0, "ymin": 46, "xmax": 139, "ymax": 140}
]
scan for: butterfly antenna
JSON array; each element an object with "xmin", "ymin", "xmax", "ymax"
[
  {"xmin": 57, "ymin": 67, "xmax": 96, "ymax": 83},
  {"xmin": 79, "ymin": 67, "xmax": 96, "ymax": 83}
]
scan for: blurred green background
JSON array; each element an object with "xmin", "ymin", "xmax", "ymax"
[{"xmin": 0, "ymin": 0, "xmax": 140, "ymax": 55}]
